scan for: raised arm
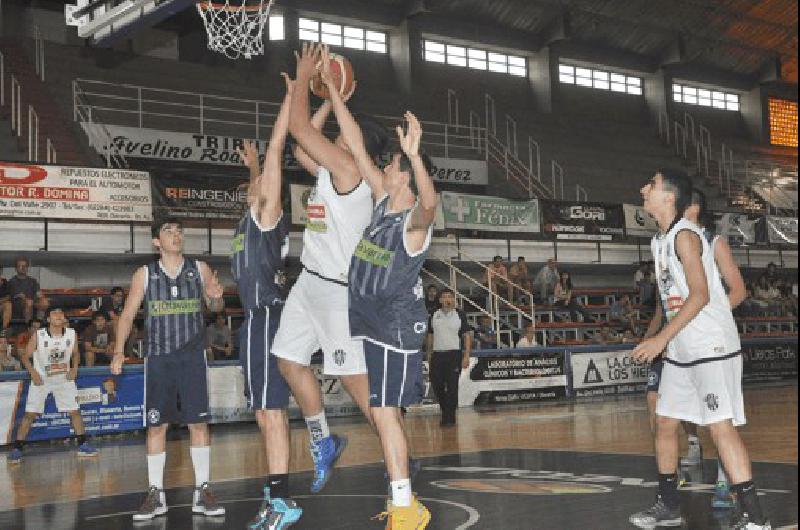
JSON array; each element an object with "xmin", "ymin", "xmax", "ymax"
[
  {"xmin": 714, "ymin": 238, "xmax": 746, "ymax": 309},
  {"xmin": 253, "ymin": 73, "xmax": 294, "ymax": 228},
  {"xmin": 198, "ymin": 261, "xmax": 225, "ymax": 314},
  {"xmin": 289, "ymin": 43, "xmax": 359, "ymax": 189},
  {"xmin": 237, "ymin": 140, "xmax": 261, "ymax": 207},
  {"xmin": 293, "ymin": 100, "xmax": 332, "ymax": 176},
  {"xmin": 111, "ymin": 267, "xmax": 146, "ymax": 374},
  {"xmin": 321, "ymin": 48, "xmax": 384, "ymax": 198},
  {"xmin": 401, "ymin": 112, "xmax": 438, "ymax": 235}
]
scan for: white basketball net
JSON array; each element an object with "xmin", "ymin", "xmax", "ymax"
[{"xmin": 196, "ymin": 0, "xmax": 275, "ymax": 60}]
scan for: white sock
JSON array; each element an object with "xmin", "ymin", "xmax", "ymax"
[
  {"xmin": 190, "ymin": 445, "xmax": 210, "ymax": 497},
  {"xmin": 147, "ymin": 452, "xmax": 166, "ymax": 504},
  {"xmin": 390, "ymin": 479, "xmax": 412, "ymax": 507},
  {"xmin": 305, "ymin": 412, "xmax": 330, "ymax": 444},
  {"xmin": 687, "ymin": 434, "xmax": 699, "ymax": 445},
  {"xmin": 717, "ymin": 461, "xmax": 728, "ymax": 484}
]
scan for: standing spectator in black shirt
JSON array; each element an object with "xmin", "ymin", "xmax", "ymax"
[
  {"xmin": 426, "ymin": 289, "xmax": 472, "ymax": 426},
  {"xmin": 83, "ymin": 311, "xmax": 116, "ymax": 366},
  {"xmin": 3, "ymin": 257, "xmax": 41, "ymax": 330},
  {"xmin": 424, "ymin": 284, "xmax": 440, "ymax": 316}
]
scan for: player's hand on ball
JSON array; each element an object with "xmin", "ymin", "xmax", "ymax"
[
  {"xmin": 31, "ymin": 371, "xmax": 43, "ymax": 386},
  {"xmin": 397, "ymin": 112, "xmax": 422, "ymax": 157},
  {"xmin": 294, "ymin": 42, "xmax": 321, "ymax": 80},
  {"xmin": 632, "ymin": 335, "xmax": 667, "ymax": 363},
  {"xmin": 110, "ymin": 353, "xmax": 125, "ymax": 375}
]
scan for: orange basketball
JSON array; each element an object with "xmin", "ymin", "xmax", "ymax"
[{"xmin": 310, "ymin": 53, "xmax": 355, "ymax": 100}]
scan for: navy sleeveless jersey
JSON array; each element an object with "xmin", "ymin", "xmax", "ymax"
[
  {"xmin": 231, "ymin": 210, "xmax": 290, "ymax": 311},
  {"xmin": 144, "ymin": 259, "xmax": 206, "ymax": 356},
  {"xmin": 348, "ymin": 196, "xmax": 431, "ymax": 351}
]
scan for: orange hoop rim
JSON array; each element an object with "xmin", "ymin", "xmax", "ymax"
[{"xmin": 196, "ymin": 0, "xmax": 271, "ymax": 13}]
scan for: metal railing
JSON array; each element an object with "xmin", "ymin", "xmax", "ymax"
[
  {"xmin": 33, "ymin": 25, "xmax": 45, "ymax": 82},
  {"xmin": 551, "ymin": 160, "xmax": 565, "ymax": 199},
  {"xmin": 73, "ymin": 81, "xmax": 128, "ymax": 168},
  {"xmin": 46, "ymin": 137, "xmax": 57, "ymax": 163},
  {"xmin": 27, "ymin": 105, "xmax": 38, "ymax": 161},
  {"xmin": 10, "ymin": 74, "xmax": 20, "ymax": 136},
  {"xmin": 0, "ymin": 50, "xmax": 4, "ymax": 107},
  {"xmin": 576, "ymin": 183, "xmax": 588, "ymax": 201}
]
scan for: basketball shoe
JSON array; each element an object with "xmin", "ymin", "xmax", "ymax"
[
  {"xmin": 309, "ymin": 434, "xmax": 347, "ymax": 493},
  {"xmin": 374, "ymin": 496, "xmax": 430, "ymax": 530},
  {"xmin": 192, "ymin": 482, "xmax": 225, "ymax": 516},
  {"xmin": 132, "ymin": 486, "xmax": 167, "ymax": 521},
  {"xmin": 629, "ymin": 495, "xmax": 683, "ymax": 528},
  {"xmin": 732, "ymin": 512, "xmax": 772, "ymax": 530}
]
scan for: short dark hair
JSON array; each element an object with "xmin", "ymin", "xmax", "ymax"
[
  {"xmin": 110, "ymin": 286, "xmax": 124, "ymax": 296},
  {"xmin": 493, "ymin": 255, "xmax": 503, "ymax": 262},
  {"xmin": 46, "ymin": 306, "xmax": 65, "ymax": 318},
  {"xmin": 398, "ymin": 152, "xmax": 434, "ymax": 196},
  {"xmin": 151, "ymin": 216, "xmax": 182, "ymax": 238},
  {"xmin": 438, "ymin": 288, "xmax": 455, "ymax": 298},
  {"xmin": 15, "ymin": 256, "xmax": 29, "ymax": 267},
  {"xmin": 518, "ymin": 256, "xmax": 525, "ymax": 261},
  {"xmin": 355, "ymin": 114, "xmax": 390, "ymax": 160},
  {"xmin": 657, "ymin": 168, "xmax": 693, "ymax": 217},
  {"xmin": 92, "ymin": 310, "xmax": 108, "ymax": 321},
  {"xmin": 689, "ymin": 187, "xmax": 714, "ymax": 233},
  {"xmin": 28, "ymin": 318, "xmax": 42, "ymax": 329}
]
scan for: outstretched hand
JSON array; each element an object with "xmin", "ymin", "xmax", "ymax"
[
  {"xmin": 281, "ymin": 72, "xmax": 295, "ymax": 95},
  {"xmin": 320, "ymin": 45, "xmax": 356, "ymax": 102},
  {"xmin": 397, "ymin": 111, "xmax": 422, "ymax": 158},
  {"xmin": 237, "ymin": 140, "xmax": 259, "ymax": 171},
  {"xmin": 294, "ymin": 42, "xmax": 322, "ymax": 81},
  {"xmin": 205, "ymin": 270, "xmax": 224, "ymax": 301}
]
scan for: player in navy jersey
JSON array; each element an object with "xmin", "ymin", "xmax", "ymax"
[
  {"xmin": 232, "ymin": 74, "xmax": 302, "ymax": 530},
  {"xmin": 111, "ymin": 217, "xmax": 226, "ymax": 522},
  {"xmin": 323, "ymin": 58, "xmax": 436, "ymax": 528}
]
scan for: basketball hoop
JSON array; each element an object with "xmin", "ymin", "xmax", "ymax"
[{"xmin": 196, "ymin": 0, "xmax": 275, "ymax": 60}]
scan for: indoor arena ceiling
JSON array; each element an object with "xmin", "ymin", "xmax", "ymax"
[{"xmin": 371, "ymin": 0, "xmax": 799, "ymax": 83}]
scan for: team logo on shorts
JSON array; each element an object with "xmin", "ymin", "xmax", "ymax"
[
  {"xmin": 705, "ymin": 393, "xmax": 719, "ymax": 412},
  {"xmin": 333, "ymin": 349, "xmax": 346, "ymax": 366},
  {"xmin": 147, "ymin": 408, "xmax": 161, "ymax": 425},
  {"xmin": 413, "ymin": 321, "xmax": 427, "ymax": 334},
  {"xmin": 274, "ymin": 270, "xmax": 287, "ymax": 286},
  {"xmin": 648, "ymin": 370, "xmax": 659, "ymax": 387}
]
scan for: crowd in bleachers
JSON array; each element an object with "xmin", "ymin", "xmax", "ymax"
[{"xmin": 0, "ymin": 254, "xmax": 796, "ymax": 369}]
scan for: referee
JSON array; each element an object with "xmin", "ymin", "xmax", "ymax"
[{"xmin": 426, "ymin": 288, "xmax": 472, "ymax": 426}]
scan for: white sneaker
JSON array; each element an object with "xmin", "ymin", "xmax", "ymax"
[{"xmin": 132, "ymin": 486, "xmax": 167, "ymax": 521}]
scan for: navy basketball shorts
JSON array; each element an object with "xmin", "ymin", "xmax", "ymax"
[
  {"xmin": 144, "ymin": 351, "xmax": 209, "ymax": 427},
  {"xmin": 364, "ymin": 339, "xmax": 423, "ymax": 408},
  {"xmin": 240, "ymin": 306, "xmax": 290, "ymax": 410},
  {"xmin": 646, "ymin": 357, "xmax": 664, "ymax": 393}
]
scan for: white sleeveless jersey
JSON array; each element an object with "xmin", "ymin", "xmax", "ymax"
[
  {"xmin": 33, "ymin": 328, "xmax": 76, "ymax": 379},
  {"xmin": 301, "ymin": 167, "xmax": 373, "ymax": 282},
  {"xmin": 651, "ymin": 218, "xmax": 740, "ymax": 363}
]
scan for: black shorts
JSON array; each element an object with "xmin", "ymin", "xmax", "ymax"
[
  {"xmin": 646, "ymin": 357, "xmax": 664, "ymax": 393},
  {"xmin": 240, "ymin": 306, "xmax": 290, "ymax": 410},
  {"xmin": 144, "ymin": 352, "xmax": 209, "ymax": 427},
  {"xmin": 364, "ymin": 339, "xmax": 424, "ymax": 408}
]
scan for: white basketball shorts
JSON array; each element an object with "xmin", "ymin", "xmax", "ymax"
[
  {"xmin": 271, "ymin": 269, "xmax": 366, "ymax": 376},
  {"xmin": 656, "ymin": 353, "xmax": 745, "ymax": 427},
  {"xmin": 25, "ymin": 377, "xmax": 79, "ymax": 414}
]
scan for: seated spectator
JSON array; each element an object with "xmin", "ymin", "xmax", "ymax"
[
  {"xmin": 474, "ymin": 315, "xmax": 498, "ymax": 349},
  {"xmin": 508, "ymin": 257, "xmax": 532, "ymax": 304},
  {"xmin": 0, "ymin": 330, "xmax": 21, "ymax": 371},
  {"xmin": 0, "ymin": 272, "xmax": 8, "ymax": 331},
  {"xmin": 101, "ymin": 287, "xmax": 127, "ymax": 321},
  {"xmin": 609, "ymin": 294, "xmax": 638, "ymax": 333},
  {"xmin": 125, "ymin": 321, "xmax": 145, "ymax": 359},
  {"xmin": 634, "ymin": 262, "xmax": 656, "ymax": 307},
  {"xmin": 760, "ymin": 262, "xmax": 781, "ymax": 285},
  {"xmin": 789, "ymin": 281, "xmax": 799, "ymax": 318},
  {"xmin": 15, "ymin": 319, "xmax": 42, "ymax": 352},
  {"xmin": 83, "ymin": 311, "xmax": 115, "ymax": 366},
  {"xmin": 735, "ymin": 286, "xmax": 761, "ymax": 317},
  {"xmin": 753, "ymin": 276, "xmax": 783, "ymax": 315},
  {"xmin": 483, "ymin": 256, "xmax": 511, "ymax": 309},
  {"xmin": 33, "ymin": 294, "xmax": 50, "ymax": 321},
  {"xmin": 621, "ymin": 330, "xmax": 639, "ymax": 344},
  {"xmin": 553, "ymin": 271, "xmax": 594, "ymax": 323},
  {"xmin": 515, "ymin": 322, "xmax": 538, "ymax": 348},
  {"xmin": 593, "ymin": 323, "xmax": 621, "ymax": 345},
  {"xmin": 3, "ymin": 256, "xmax": 41, "ymax": 330},
  {"xmin": 206, "ymin": 313, "xmax": 233, "ymax": 361},
  {"xmin": 533, "ymin": 258, "xmax": 559, "ymax": 303},
  {"xmin": 425, "ymin": 284, "xmax": 440, "ymax": 315}
]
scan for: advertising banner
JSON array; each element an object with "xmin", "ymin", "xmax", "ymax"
[
  {"xmin": 459, "ymin": 350, "xmax": 568, "ymax": 406},
  {"xmin": 0, "ymin": 162, "xmax": 152, "ymax": 221},
  {"xmin": 741, "ymin": 339, "xmax": 798, "ymax": 383},
  {"xmin": 570, "ymin": 349, "xmax": 648, "ymax": 397},
  {"xmin": 151, "ymin": 174, "xmax": 249, "ymax": 220},
  {"xmin": 441, "ymin": 192, "xmax": 540, "ymax": 232},
  {"xmin": 428, "ymin": 157, "xmax": 488, "ymax": 186},
  {"xmin": 7, "ymin": 371, "xmax": 144, "ymax": 443},
  {"xmin": 623, "ymin": 203, "xmax": 659, "ymax": 238},
  {"xmin": 541, "ymin": 201, "xmax": 625, "ymax": 241},
  {"xmin": 765, "ymin": 216, "xmax": 798, "ymax": 245},
  {"xmin": 714, "ymin": 212, "xmax": 761, "ymax": 247}
]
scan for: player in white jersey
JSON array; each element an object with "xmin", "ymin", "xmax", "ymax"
[
  {"xmin": 272, "ymin": 42, "xmax": 389, "ymax": 493},
  {"xmin": 629, "ymin": 169, "xmax": 770, "ymax": 530},
  {"xmin": 8, "ymin": 307, "xmax": 97, "ymax": 464}
]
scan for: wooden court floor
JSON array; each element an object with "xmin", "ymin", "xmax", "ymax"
[{"xmin": 0, "ymin": 384, "xmax": 797, "ymax": 528}]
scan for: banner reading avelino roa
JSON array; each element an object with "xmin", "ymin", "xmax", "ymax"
[{"xmin": 440, "ymin": 191, "xmax": 540, "ymax": 232}]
